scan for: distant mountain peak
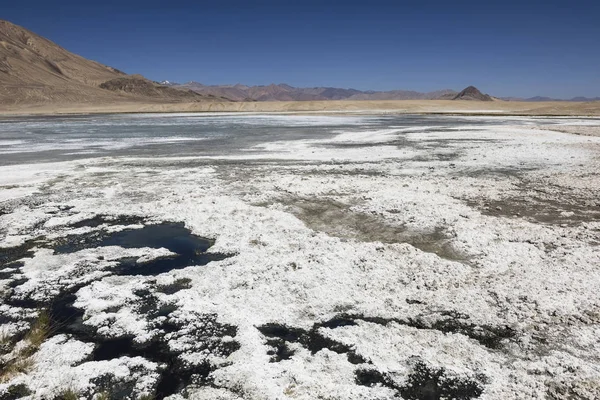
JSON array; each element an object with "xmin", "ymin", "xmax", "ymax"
[{"xmin": 452, "ymin": 86, "xmax": 493, "ymax": 101}]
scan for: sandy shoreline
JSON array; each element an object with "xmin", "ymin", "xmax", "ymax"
[{"xmin": 1, "ymin": 99, "xmax": 600, "ymax": 117}]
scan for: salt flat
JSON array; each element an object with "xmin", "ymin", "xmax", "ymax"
[{"xmin": 0, "ymin": 114, "xmax": 599, "ymax": 399}]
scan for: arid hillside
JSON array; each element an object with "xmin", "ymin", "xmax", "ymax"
[
  {"xmin": 0, "ymin": 20, "xmax": 222, "ymax": 105},
  {"xmin": 99, "ymin": 74, "xmax": 228, "ymax": 101}
]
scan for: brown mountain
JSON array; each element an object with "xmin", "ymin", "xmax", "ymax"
[
  {"xmin": 445, "ymin": 86, "xmax": 494, "ymax": 101},
  {"xmin": 176, "ymin": 83, "xmax": 256, "ymax": 101},
  {"xmin": 177, "ymin": 82, "xmax": 330, "ymax": 101},
  {"xmin": 0, "ymin": 20, "xmax": 221, "ymax": 106},
  {"xmin": 175, "ymin": 82, "xmax": 458, "ymax": 102},
  {"xmin": 99, "ymin": 74, "xmax": 228, "ymax": 101}
]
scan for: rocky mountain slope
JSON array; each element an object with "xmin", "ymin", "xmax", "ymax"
[
  {"xmin": 438, "ymin": 86, "xmax": 494, "ymax": 101},
  {"xmin": 0, "ymin": 20, "xmax": 221, "ymax": 105},
  {"xmin": 99, "ymin": 75, "xmax": 227, "ymax": 101}
]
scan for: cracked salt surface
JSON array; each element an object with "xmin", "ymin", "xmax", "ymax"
[{"xmin": 0, "ymin": 113, "xmax": 599, "ymax": 399}]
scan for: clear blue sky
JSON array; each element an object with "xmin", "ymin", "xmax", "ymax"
[{"xmin": 3, "ymin": 0, "xmax": 600, "ymax": 98}]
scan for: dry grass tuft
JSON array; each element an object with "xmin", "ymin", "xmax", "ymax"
[
  {"xmin": 0, "ymin": 333, "xmax": 12, "ymax": 355},
  {"xmin": 95, "ymin": 392, "xmax": 110, "ymax": 400},
  {"xmin": 0, "ymin": 357, "xmax": 34, "ymax": 383},
  {"xmin": 23, "ymin": 309, "xmax": 51, "ymax": 355},
  {"xmin": 0, "ymin": 309, "xmax": 50, "ymax": 383},
  {"xmin": 56, "ymin": 388, "xmax": 79, "ymax": 400}
]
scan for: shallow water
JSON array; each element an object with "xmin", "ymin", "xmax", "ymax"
[
  {"xmin": 0, "ymin": 219, "xmax": 234, "ymax": 399},
  {"xmin": 1, "ymin": 113, "xmax": 595, "ymax": 165}
]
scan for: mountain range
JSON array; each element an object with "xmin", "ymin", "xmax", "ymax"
[
  {"xmin": 164, "ymin": 82, "xmax": 597, "ymax": 103},
  {"xmin": 0, "ymin": 18, "xmax": 597, "ymax": 109},
  {"xmin": 166, "ymin": 81, "xmax": 471, "ymax": 102}
]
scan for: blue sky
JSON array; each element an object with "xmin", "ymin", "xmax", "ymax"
[{"xmin": 3, "ymin": 0, "xmax": 600, "ymax": 98}]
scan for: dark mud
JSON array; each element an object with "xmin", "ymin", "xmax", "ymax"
[
  {"xmin": 284, "ymin": 198, "xmax": 467, "ymax": 262},
  {"xmin": 0, "ymin": 217, "xmax": 237, "ymax": 399},
  {"xmin": 258, "ymin": 313, "xmax": 490, "ymax": 399},
  {"xmin": 468, "ymin": 192, "xmax": 600, "ymax": 226},
  {"xmin": 156, "ymin": 277, "xmax": 193, "ymax": 295},
  {"xmin": 2, "ymin": 220, "xmax": 230, "ymax": 279},
  {"xmin": 0, "ymin": 265, "xmax": 24, "ymax": 282},
  {"xmin": 0, "ymin": 239, "xmax": 40, "ymax": 269},
  {"xmin": 258, "ymin": 311, "xmax": 513, "ymax": 366},
  {"xmin": 409, "ymin": 152, "xmax": 462, "ymax": 163},
  {"xmin": 258, "ymin": 324, "xmax": 304, "ymax": 362},
  {"xmin": 0, "ymin": 383, "xmax": 31, "ymax": 400},
  {"xmin": 70, "ymin": 214, "xmax": 147, "ymax": 229},
  {"xmin": 258, "ymin": 318, "xmax": 367, "ymax": 365},
  {"xmin": 51, "ymin": 222, "xmax": 231, "ymax": 276},
  {"xmin": 41, "ymin": 283, "xmax": 239, "ymax": 399},
  {"xmin": 414, "ymin": 137, "xmax": 501, "ymax": 147},
  {"xmin": 2, "ymin": 221, "xmax": 230, "ymax": 302},
  {"xmin": 84, "ymin": 314, "xmax": 238, "ymax": 399},
  {"xmin": 344, "ymin": 312, "xmax": 515, "ymax": 350},
  {"xmin": 54, "ymin": 222, "xmax": 210, "ymax": 255},
  {"xmin": 407, "ymin": 136, "xmax": 500, "ymax": 164},
  {"xmin": 356, "ymin": 359, "xmax": 485, "ymax": 400}
]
